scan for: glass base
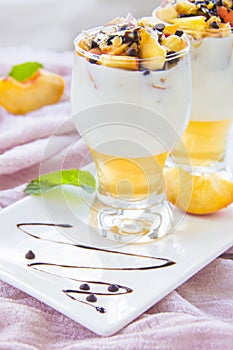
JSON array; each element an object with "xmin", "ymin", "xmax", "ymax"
[
  {"xmin": 89, "ymin": 193, "xmax": 174, "ymax": 244},
  {"xmin": 167, "ymin": 156, "xmax": 233, "ymax": 179}
]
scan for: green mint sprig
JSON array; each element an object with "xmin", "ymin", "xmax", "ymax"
[
  {"xmin": 9, "ymin": 62, "xmax": 43, "ymax": 82},
  {"xmin": 24, "ymin": 169, "xmax": 96, "ymax": 195}
]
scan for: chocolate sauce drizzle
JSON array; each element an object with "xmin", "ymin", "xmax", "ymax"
[
  {"xmin": 17, "ymin": 223, "xmax": 175, "ymax": 270},
  {"xmin": 17, "ymin": 222, "xmax": 176, "ymax": 314}
]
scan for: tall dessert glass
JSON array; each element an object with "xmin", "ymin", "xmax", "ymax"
[
  {"xmin": 71, "ymin": 17, "xmax": 191, "ymax": 243},
  {"xmin": 154, "ymin": 1, "xmax": 233, "ymax": 175}
]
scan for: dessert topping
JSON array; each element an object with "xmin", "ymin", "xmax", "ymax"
[{"xmin": 78, "ymin": 16, "xmax": 189, "ymax": 70}]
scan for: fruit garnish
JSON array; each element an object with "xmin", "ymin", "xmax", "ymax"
[
  {"xmin": 8, "ymin": 62, "xmax": 43, "ymax": 82},
  {"xmin": 175, "ymin": 1, "xmax": 197, "ymax": 15},
  {"xmin": 138, "ymin": 27, "xmax": 166, "ymax": 70},
  {"xmin": 156, "ymin": 5, "xmax": 178, "ymax": 22},
  {"xmin": 0, "ymin": 69, "xmax": 65, "ymax": 114},
  {"xmin": 170, "ymin": 16, "xmax": 207, "ymax": 31},
  {"xmin": 165, "ymin": 167, "xmax": 233, "ymax": 214},
  {"xmin": 99, "ymin": 54, "xmax": 139, "ymax": 70},
  {"xmin": 217, "ymin": 6, "xmax": 233, "ymax": 26},
  {"xmin": 162, "ymin": 34, "xmax": 187, "ymax": 52}
]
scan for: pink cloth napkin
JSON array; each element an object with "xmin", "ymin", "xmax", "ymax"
[{"xmin": 0, "ymin": 48, "xmax": 233, "ymax": 350}]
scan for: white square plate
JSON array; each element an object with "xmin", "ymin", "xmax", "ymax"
[{"xmin": 0, "ymin": 165, "xmax": 232, "ymax": 336}]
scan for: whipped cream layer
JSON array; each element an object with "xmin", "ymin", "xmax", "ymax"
[
  {"xmin": 191, "ymin": 33, "xmax": 233, "ymax": 121},
  {"xmin": 71, "ymin": 54, "xmax": 191, "ymax": 157}
]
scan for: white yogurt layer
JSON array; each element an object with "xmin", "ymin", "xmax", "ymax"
[
  {"xmin": 191, "ymin": 33, "xmax": 233, "ymax": 121},
  {"xmin": 71, "ymin": 54, "xmax": 191, "ymax": 157}
]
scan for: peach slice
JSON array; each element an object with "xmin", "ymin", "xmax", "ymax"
[
  {"xmin": 165, "ymin": 167, "xmax": 233, "ymax": 215},
  {"xmin": 99, "ymin": 54, "xmax": 139, "ymax": 70},
  {"xmin": 163, "ymin": 24, "xmax": 180, "ymax": 36},
  {"xmin": 175, "ymin": 2, "xmax": 197, "ymax": 15},
  {"xmin": 156, "ymin": 6, "xmax": 178, "ymax": 22},
  {"xmin": 170, "ymin": 16, "xmax": 207, "ymax": 30},
  {"xmin": 217, "ymin": 6, "xmax": 233, "ymax": 26},
  {"xmin": 0, "ymin": 70, "xmax": 65, "ymax": 115},
  {"xmin": 138, "ymin": 28, "xmax": 166, "ymax": 70},
  {"xmin": 162, "ymin": 35, "xmax": 187, "ymax": 52}
]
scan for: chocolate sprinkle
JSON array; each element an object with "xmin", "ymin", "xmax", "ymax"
[
  {"xmin": 25, "ymin": 250, "xmax": 35, "ymax": 260},
  {"xmin": 86, "ymin": 293, "xmax": 97, "ymax": 302},
  {"xmin": 108, "ymin": 284, "xmax": 119, "ymax": 292},
  {"xmin": 79, "ymin": 283, "xmax": 90, "ymax": 291}
]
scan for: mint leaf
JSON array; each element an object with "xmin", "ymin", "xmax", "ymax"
[
  {"xmin": 8, "ymin": 62, "xmax": 43, "ymax": 82},
  {"xmin": 24, "ymin": 169, "xmax": 96, "ymax": 195}
]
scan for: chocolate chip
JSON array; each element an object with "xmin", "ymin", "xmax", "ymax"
[
  {"xmin": 106, "ymin": 36, "xmax": 114, "ymax": 46},
  {"xmin": 175, "ymin": 30, "xmax": 184, "ymax": 37},
  {"xmin": 155, "ymin": 23, "xmax": 165, "ymax": 32},
  {"xmin": 127, "ymin": 47, "xmax": 137, "ymax": 57},
  {"xmin": 120, "ymin": 24, "xmax": 128, "ymax": 30},
  {"xmin": 96, "ymin": 306, "xmax": 107, "ymax": 313},
  {"xmin": 79, "ymin": 283, "xmax": 90, "ymax": 291},
  {"xmin": 142, "ymin": 69, "xmax": 150, "ymax": 76},
  {"xmin": 90, "ymin": 40, "xmax": 98, "ymax": 49},
  {"xmin": 86, "ymin": 293, "xmax": 97, "ymax": 302},
  {"xmin": 108, "ymin": 284, "xmax": 119, "ymax": 292},
  {"xmin": 133, "ymin": 29, "xmax": 139, "ymax": 41},
  {"xmin": 25, "ymin": 250, "xmax": 35, "ymax": 260},
  {"xmin": 210, "ymin": 21, "xmax": 219, "ymax": 29},
  {"xmin": 122, "ymin": 35, "xmax": 133, "ymax": 44}
]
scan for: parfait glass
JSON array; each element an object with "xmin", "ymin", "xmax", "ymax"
[
  {"xmin": 154, "ymin": 2, "xmax": 233, "ymax": 176},
  {"xmin": 71, "ymin": 21, "xmax": 191, "ymax": 243}
]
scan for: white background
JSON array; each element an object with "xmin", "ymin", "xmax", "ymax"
[{"xmin": 0, "ymin": 0, "xmax": 159, "ymax": 51}]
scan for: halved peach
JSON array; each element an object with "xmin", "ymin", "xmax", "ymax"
[
  {"xmin": 0, "ymin": 70, "xmax": 65, "ymax": 115},
  {"xmin": 165, "ymin": 167, "xmax": 233, "ymax": 214}
]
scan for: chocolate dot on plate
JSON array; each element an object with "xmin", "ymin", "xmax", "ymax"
[
  {"xmin": 86, "ymin": 293, "xmax": 97, "ymax": 302},
  {"xmin": 25, "ymin": 250, "xmax": 35, "ymax": 260},
  {"xmin": 79, "ymin": 283, "xmax": 90, "ymax": 291},
  {"xmin": 108, "ymin": 284, "xmax": 119, "ymax": 292}
]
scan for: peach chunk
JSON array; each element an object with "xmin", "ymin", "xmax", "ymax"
[{"xmin": 0, "ymin": 69, "xmax": 65, "ymax": 115}]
